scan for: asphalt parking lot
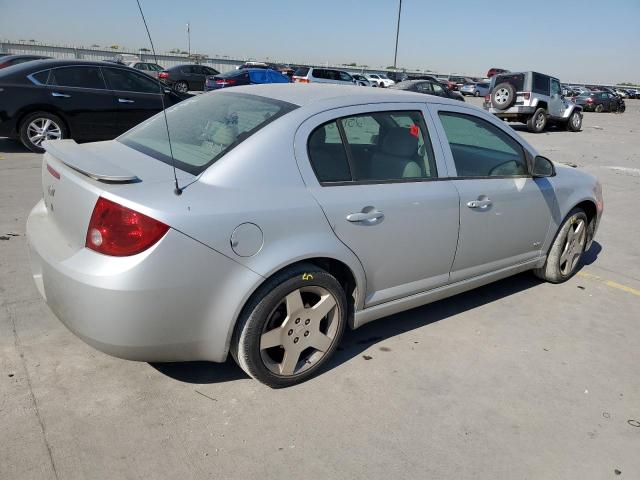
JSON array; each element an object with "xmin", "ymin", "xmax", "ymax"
[{"xmin": 1, "ymin": 97, "xmax": 639, "ymax": 480}]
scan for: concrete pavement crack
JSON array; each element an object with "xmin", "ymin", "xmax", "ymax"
[{"xmin": 6, "ymin": 302, "xmax": 60, "ymax": 480}]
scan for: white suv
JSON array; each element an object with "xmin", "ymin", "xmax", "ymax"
[
  {"xmin": 365, "ymin": 73, "xmax": 395, "ymax": 88},
  {"xmin": 292, "ymin": 67, "xmax": 355, "ymax": 86}
]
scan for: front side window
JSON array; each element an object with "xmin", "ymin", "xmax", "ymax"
[
  {"xmin": 438, "ymin": 112, "xmax": 527, "ymax": 177},
  {"xmin": 551, "ymin": 79, "xmax": 561, "ymax": 96},
  {"xmin": 103, "ymin": 67, "xmax": 159, "ymax": 93},
  {"xmin": 415, "ymin": 82, "xmax": 433, "ymax": 93},
  {"xmin": 119, "ymin": 92, "xmax": 297, "ymax": 175},
  {"xmin": 338, "ymin": 71, "xmax": 352, "ymax": 82},
  {"xmin": 49, "ymin": 66, "xmax": 105, "ymax": 89},
  {"xmin": 431, "ymin": 83, "xmax": 445, "ymax": 95},
  {"xmin": 308, "ymin": 111, "xmax": 437, "ymax": 184}
]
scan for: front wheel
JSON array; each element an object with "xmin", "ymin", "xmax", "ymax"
[
  {"xmin": 566, "ymin": 110, "xmax": 582, "ymax": 132},
  {"xmin": 231, "ymin": 264, "xmax": 347, "ymax": 388},
  {"xmin": 19, "ymin": 111, "xmax": 67, "ymax": 153},
  {"xmin": 474, "ymin": 91, "xmax": 480, "ymax": 97},
  {"xmin": 526, "ymin": 108, "xmax": 547, "ymax": 133},
  {"xmin": 174, "ymin": 80, "xmax": 189, "ymax": 93},
  {"xmin": 534, "ymin": 208, "xmax": 588, "ymax": 283}
]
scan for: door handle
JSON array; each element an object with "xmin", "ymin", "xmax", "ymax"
[
  {"xmin": 51, "ymin": 92, "xmax": 70, "ymax": 98},
  {"xmin": 467, "ymin": 199, "xmax": 492, "ymax": 209},
  {"xmin": 346, "ymin": 208, "xmax": 384, "ymax": 222},
  {"xmin": 118, "ymin": 98, "xmax": 135, "ymax": 103}
]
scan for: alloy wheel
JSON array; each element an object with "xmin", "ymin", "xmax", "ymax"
[
  {"xmin": 259, "ymin": 286, "xmax": 340, "ymax": 376},
  {"xmin": 27, "ymin": 118, "xmax": 62, "ymax": 147},
  {"xmin": 535, "ymin": 112, "xmax": 545, "ymax": 129},
  {"xmin": 572, "ymin": 113, "xmax": 581, "ymax": 129},
  {"xmin": 495, "ymin": 88, "xmax": 510, "ymax": 104},
  {"xmin": 559, "ymin": 218, "xmax": 586, "ymax": 276}
]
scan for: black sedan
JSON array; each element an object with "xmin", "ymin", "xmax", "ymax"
[
  {"xmin": 0, "ymin": 54, "xmax": 51, "ymax": 69},
  {"xmin": 0, "ymin": 59, "xmax": 187, "ymax": 152},
  {"xmin": 157, "ymin": 64, "xmax": 220, "ymax": 92},
  {"xmin": 574, "ymin": 91, "xmax": 625, "ymax": 113},
  {"xmin": 389, "ymin": 80, "xmax": 465, "ymax": 101}
]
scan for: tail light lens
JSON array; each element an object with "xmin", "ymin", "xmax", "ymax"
[
  {"xmin": 523, "ymin": 92, "xmax": 531, "ymax": 100},
  {"xmin": 294, "ymin": 78, "xmax": 309, "ymax": 83},
  {"xmin": 586, "ymin": 98, "xmax": 593, "ymax": 103},
  {"xmin": 86, "ymin": 197, "xmax": 169, "ymax": 256},
  {"xmin": 484, "ymin": 94, "xmax": 491, "ymax": 102},
  {"xmin": 158, "ymin": 72, "xmax": 169, "ymax": 79},
  {"xmin": 0, "ymin": 61, "xmax": 9, "ymax": 69},
  {"xmin": 215, "ymin": 78, "xmax": 236, "ymax": 85}
]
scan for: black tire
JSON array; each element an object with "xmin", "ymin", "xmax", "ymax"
[
  {"xmin": 566, "ymin": 110, "xmax": 582, "ymax": 132},
  {"xmin": 594, "ymin": 104, "xmax": 604, "ymax": 113},
  {"xmin": 231, "ymin": 263, "xmax": 347, "ymax": 388},
  {"xmin": 174, "ymin": 80, "xmax": 189, "ymax": 93},
  {"xmin": 491, "ymin": 82, "xmax": 517, "ymax": 110},
  {"xmin": 533, "ymin": 208, "xmax": 588, "ymax": 283},
  {"xmin": 526, "ymin": 108, "xmax": 547, "ymax": 133},
  {"xmin": 474, "ymin": 90, "xmax": 480, "ymax": 97},
  {"xmin": 19, "ymin": 111, "xmax": 67, "ymax": 153},
  {"xmin": 618, "ymin": 104, "xmax": 626, "ymax": 113}
]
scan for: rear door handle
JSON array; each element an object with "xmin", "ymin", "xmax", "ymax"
[
  {"xmin": 118, "ymin": 98, "xmax": 135, "ymax": 103},
  {"xmin": 346, "ymin": 208, "xmax": 384, "ymax": 222},
  {"xmin": 467, "ymin": 199, "xmax": 492, "ymax": 209},
  {"xmin": 51, "ymin": 92, "xmax": 70, "ymax": 98}
]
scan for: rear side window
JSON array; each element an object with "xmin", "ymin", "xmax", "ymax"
[
  {"xmin": 49, "ymin": 66, "xmax": 105, "ymax": 89},
  {"xmin": 308, "ymin": 111, "xmax": 437, "ymax": 184},
  {"xmin": 30, "ymin": 70, "xmax": 50, "ymax": 84},
  {"xmin": 103, "ymin": 68, "xmax": 159, "ymax": 93},
  {"xmin": 119, "ymin": 92, "xmax": 297, "ymax": 175},
  {"xmin": 532, "ymin": 73, "xmax": 550, "ymax": 94},
  {"xmin": 293, "ymin": 67, "xmax": 310, "ymax": 77},
  {"xmin": 438, "ymin": 112, "xmax": 527, "ymax": 177},
  {"xmin": 312, "ymin": 69, "xmax": 328, "ymax": 79},
  {"xmin": 493, "ymin": 73, "xmax": 524, "ymax": 92}
]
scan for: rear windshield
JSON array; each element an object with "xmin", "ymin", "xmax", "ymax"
[
  {"xmin": 293, "ymin": 67, "xmax": 310, "ymax": 77},
  {"xmin": 118, "ymin": 92, "xmax": 298, "ymax": 175},
  {"xmin": 492, "ymin": 73, "xmax": 524, "ymax": 92}
]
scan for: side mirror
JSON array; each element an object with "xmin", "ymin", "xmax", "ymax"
[{"xmin": 532, "ymin": 155, "xmax": 555, "ymax": 177}]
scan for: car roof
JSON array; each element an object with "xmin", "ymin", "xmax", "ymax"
[
  {"xmin": 1, "ymin": 54, "xmax": 50, "ymax": 60},
  {"xmin": 224, "ymin": 83, "xmax": 463, "ymax": 109}
]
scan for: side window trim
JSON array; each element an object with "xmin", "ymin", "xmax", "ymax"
[
  {"xmin": 48, "ymin": 65, "xmax": 108, "ymax": 91},
  {"xmin": 428, "ymin": 104, "xmax": 531, "ymax": 178}
]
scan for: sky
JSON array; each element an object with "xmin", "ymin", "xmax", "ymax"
[{"xmin": 1, "ymin": 0, "xmax": 639, "ymax": 84}]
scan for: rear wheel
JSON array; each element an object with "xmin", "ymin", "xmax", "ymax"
[
  {"xmin": 174, "ymin": 80, "xmax": 189, "ymax": 93},
  {"xmin": 231, "ymin": 264, "xmax": 347, "ymax": 388},
  {"xmin": 534, "ymin": 208, "xmax": 588, "ymax": 283},
  {"xmin": 19, "ymin": 111, "xmax": 67, "ymax": 153},
  {"xmin": 526, "ymin": 108, "xmax": 547, "ymax": 133},
  {"xmin": 595, "ymin": 104, "xmax": 604, "ymax": 113},
  {"xmin": 474, "ymin": 90, "xmax": 480, "ymax": 97}
]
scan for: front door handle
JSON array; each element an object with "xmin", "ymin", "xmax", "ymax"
[
  {"xmin": 346, "ymin": 208, "xmax": 384, "ymax": 222},
  {"xmin": 118, "ymin": 98, "xmax": 135, "ymax": 103},
  {"xmin": 51, "ymin": 92, "xmax": 70, "ymax": 98},
  {"xmin": 467, "ymin": 199, "xmax": 492, "ymax": 209}
]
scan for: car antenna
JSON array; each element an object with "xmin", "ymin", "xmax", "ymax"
[{"xmin": 135, "ymin": 0, "xmax": 182, "ymax": 196}]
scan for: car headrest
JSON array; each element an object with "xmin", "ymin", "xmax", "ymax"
[{"xmin": 381, "ymin": 128, "xmax": 418, "ymax": 156}]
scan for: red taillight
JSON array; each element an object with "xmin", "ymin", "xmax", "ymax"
[
  {"xmin": 158, "ymin": 72, "xmax": 169, "ymax": 79},
  {"xmin": 0, "ymin": 62, "xmax": 9, "ymax": 69},
  {"xmin": 294, "ymin": 78, "xmax": 309, "ymax": 83},
  {"xmin": 484, "ymin": 94, "xmax": 491, "ymax": 102},
  {"xmin": 215, "ymin": 78, "xmax": 236, "ymax": 85},
  {"xmin": 586, "ymin": 98, "xmax": 593, "ymax": 103},
  {"xmin": 86, "ymin": 197, "xmax": 169, "ymax": 257},
  {"xmin": 46, "ymin": 163, "xmax": 60, "ymax": 179},
  {"xmin": 523, "ymin": 92, "xmax": 531, "ymax": 100}
]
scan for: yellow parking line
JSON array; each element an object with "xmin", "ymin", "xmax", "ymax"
[{"xmin": 577, "ymin": 271, "xmax": 640, "ymax": 297}]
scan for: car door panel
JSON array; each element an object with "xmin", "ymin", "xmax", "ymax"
[
  {"xmin": 294, "ymin": 103, "xmax": 460, "ymax": 307},
  {"xmin": 428, "ymin": 104, "xmax": 554, "ymax": 281}
]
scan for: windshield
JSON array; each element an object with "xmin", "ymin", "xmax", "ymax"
[{"xmin": 118, "ymin": 92, "xmax": 298, "ymax": 175}]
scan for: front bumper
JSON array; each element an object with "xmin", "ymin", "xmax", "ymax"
[{"xmin": 27, "ymin": 199, "xmax": 262, "ymax": 362}]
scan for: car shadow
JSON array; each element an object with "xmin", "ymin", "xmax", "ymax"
[
  {"xmin": 510, "ymin": 124, "xmax": 571, "ymax": 134},
  {"xmin": 579, "ymin": 240, "xmax": 602, "ymax": 267},
  {"xmin": 0, "ymin": 137, "xmax": 29, "ymax": 153},
  {"xmin": 150, "ymin": 359, "xmax": 248, "ymax": 384}
]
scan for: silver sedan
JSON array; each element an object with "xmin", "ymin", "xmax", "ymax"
[{"xmin": 27, "ymin": 84, "xmax": 603, "ymax": 387}]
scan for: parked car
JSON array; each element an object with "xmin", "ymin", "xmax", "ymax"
[
  {"xmin": 614, "ymin": 89, "xmax": 629, "ymax": 98},
  {"xmin": 407, "ymin": 74, "xmax": 439, "ymax": 82},
  {"xmin": 484, "ymin": 71, "xmax": 583, "ymax": 133},
  {"xmin": 158, "ymin": 64, "xmax": 220, "ymax": 92},
  {"xmin": 365, "ymin": 73, "xmax": 395, "ymax": 88},
  {"xmin": 27, "ymin": 84, "xmax": 603, "ymax": 387},
  {"xmin": 0, "ymin": 59, "xmax": 186, "ymax": 152},
  {"xmin": 437, "ymin": 77, "xmax": 458, "ymax": 91},
  {"xmin": 460, "ymin": 82, "xmax": 490, "ymax": 97},
  {"xmin": 390, "ymin": 80, "xmax": 464, "ymax": 101},
  {"xmin": 0, "ymin": 54, "xmax": 51, "ymax": 69},
  {"xmin": 626, "ymin": 89, "xmax": 640, "ymax": 99},
  {"xmin": 447, "ymin": 76, "xmax": 475, "ymax": 90},
  {"xmin": 292, "ymin": 67, "xmax": 355, "ymax": 86},
  {"xmin": 204, "ymin": 68, "xmax": 290, "ymax": 91},
  {"xmin": 486, "ymin": 67, "xmax": 509, "ymax": 78},
  {"xmin": 386, "ymin": 71, "xmax": 409, "ymax": 83},
  {"xmin": 127, "ymin": 62, "xmax": 164, "ymax": 79},
  {"xmin": 237, "ymin": 62, "xmax": 294, "ymax": 77},
  {"xmin": 574, "ymin": 91, "xmax": 625, "ymax": 113},
  {"xmin": 351, "ymin": 74, "xmax": 372, "ymax": 87}
]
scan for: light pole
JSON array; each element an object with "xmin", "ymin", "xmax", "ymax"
[
  {"xmin": 186, "ymin": 22, "xmax": 191, "ymax": 57},
  {"xmin": 393, "ymin": 0, "xmax": 402, "ymax": 70}
]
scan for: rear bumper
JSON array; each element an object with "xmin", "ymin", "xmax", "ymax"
[
  {"xmin": 487, "ymin": 105, "xmax": 536, "ymax": 117},
  {"xmin": 27, "ymin": 199, "xmax": 262, "ymax": 362}
]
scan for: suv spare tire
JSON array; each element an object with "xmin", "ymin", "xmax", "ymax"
[{"xmin": 491, "ymin": 82, "xmax": 517, "ymax": 110}]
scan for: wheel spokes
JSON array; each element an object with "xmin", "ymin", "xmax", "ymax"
[
  {"xmin": 260, "ymin": 327, "xmax": 283, "ymax": 350},
  {"xmin": 311, "ymin": 333, "xmax": 332, "ymax": 353},
  {"xmin": 310, "ymin": 294, "xmax": 336, "ymax": 322},
  {"xmin": 280, "ymin": 349, "xmax": 301, "ymax": 375},
  {"xmin": 285, "ymin": 289, "xmax": 304, "ymax": 316}
]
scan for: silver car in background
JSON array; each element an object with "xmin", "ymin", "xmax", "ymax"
[{"xmin": 27, "ymin": 84, "xmax": 603, "ymax": 388}]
